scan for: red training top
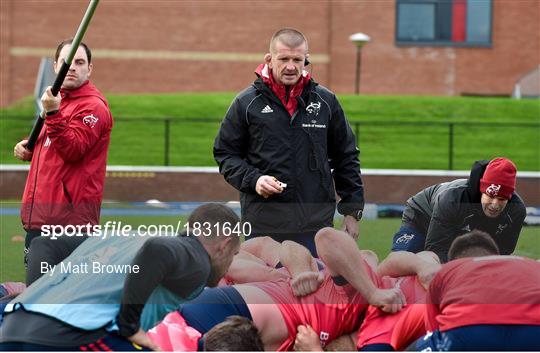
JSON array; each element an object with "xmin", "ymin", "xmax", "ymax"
[
  {"xmin": 390, "ymin": 304, "xmax": 428, "ymax": 351},
  {"xmin": 357, "ymin": 275, "xmax": 427, "ymax": 349},
  {"xmin": 253, "ymin": 263, "xmax": 378, "ymax": 351},
  {"xmin": 425, "ymin": 255, "xmax": 540, "ymax": 332}
]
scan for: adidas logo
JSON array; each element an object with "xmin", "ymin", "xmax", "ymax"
[{"xmin": 261, "ymin": 105, "xmax": 273, "ymax": 114}]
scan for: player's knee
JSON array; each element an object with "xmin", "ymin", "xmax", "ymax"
[
  {"xmin": 281, "ymin": 240, "xmax": 296, "ymax": 248},
  {"xmin": 314, "ymin": 227, "xmax": 335, "ymax": 249},
  {"xmin": 259, "ymin": 236, "xmax": 280, "ymax": 251},
  {"xmin": 360, "ymin": 250, "xmax": 379, "ymax": 268}
]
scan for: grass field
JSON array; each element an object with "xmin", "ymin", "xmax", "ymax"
[
  {"xmin": 1, "ymin": 209, "xmax": 538, "ymax": 283},
  {"xmin": 1, "ymin": 94, "xmax": 538, "ymax": 170},
  {"xmin": 1, "ymin": 94, "xmax": 538, "ymax": 281}
]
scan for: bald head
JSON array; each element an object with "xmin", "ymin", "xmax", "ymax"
[{"xmin": 269, "ymin": 28, "xmax": 308, "ymax": 54}]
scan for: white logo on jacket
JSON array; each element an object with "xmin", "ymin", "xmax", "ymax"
[
  {"xmin": 496, "ymin": 223, "xmax": 508, "ymax": 235},
  {"xmin": 83, "ymin": 114, "xmax": 99, "ymax": 128},
  {"xmin": 44, "ymin": 137, "xmax": 51, "ymax": 147},
  {"xmin": 396, "ymin": 233, "xmax": 414, "ymax": 244},
  {"xmin": 261, "ymin": 105, "xmax": 273, "ymax": 114},
  {"xmin": 306, "ymin": 101, "xmax": 321, "ymax": 116},
  {"xmin": 301, "ymin": 122, "xmax": 326, "ymax": 129}
]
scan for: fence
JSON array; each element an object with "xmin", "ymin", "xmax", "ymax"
[
  {"xmin": 3, "ymin": 117, "xmax": 539, "ymax": 170},
  {"xmin": 349, "ymin": 120, "xmax": 539, "ymax": 170}
]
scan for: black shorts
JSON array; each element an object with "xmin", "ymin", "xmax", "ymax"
[
  {"xmin": 179, "ymin": 286, "xmax": 252, "ymax": 350},
  {"xmin": 414, "ymin": 325, "xmax": 540, "ymax": 351},
  {"xmin": 179, "ymin": 285, "xmax": 252, "ymax": 333}
]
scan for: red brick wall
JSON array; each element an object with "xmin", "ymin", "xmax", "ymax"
[
  {"xmin": 454, "ymin": 0, "xmax": 540, "ymax": 95},
  {"xmin": 330, "ymin": 0, "xmax": 540, "ymax": 95},
  {"xmin": 0, "ymin": 0, "xmax": 13, "ymax": 107},
  {"xmin": 1, "ymin": 0, "xmax": 539, "ymax": 107}
]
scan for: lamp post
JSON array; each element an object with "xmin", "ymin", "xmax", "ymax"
[{"xmin": 349, "ymin": 32, "xmax": 370, "ymax": 95}]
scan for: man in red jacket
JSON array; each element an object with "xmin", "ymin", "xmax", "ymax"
[{"xmin": 13, "ymin": 39, "xmax": 113, "ymax": 284}]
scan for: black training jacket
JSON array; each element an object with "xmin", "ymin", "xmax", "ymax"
[
  {"xmin": 214, "ymin": 77, "xmax": 364, "ymax": 235},
  {"xmin": 405, "ymin": 160, "xmax": 526, "ymax": 262}
]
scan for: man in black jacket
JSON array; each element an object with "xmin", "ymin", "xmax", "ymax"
[
  {"xmin": 391, "ymin": 157, "xmax": 526, "ymax": 262},
  {"xmin": 214, "ymin": 28, "xmax": 364, "ymax": 256}
]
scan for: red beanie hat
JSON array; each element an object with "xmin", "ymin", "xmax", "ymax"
[{"xmin": 479, "ymin": 157, "xmax": 517, "ymax": 199}]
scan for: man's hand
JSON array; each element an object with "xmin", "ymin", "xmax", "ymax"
[
  {"xmin": 127, "ymin": 328, "xmax": 161, "ymax": 351},
  {"xmin": 294, "ymin": 325, "xmax": 322, "ymax": 351},
  {"xmin": 269, "ymin": 268, "xmax": 292, "ymax": 282},
  {"xmin": 255, "ymin": 175, "xmax": 284, "ymax": 198},
  {"xmin": 14, "ymin": 139, "xmax": 33, "ymax": 161},
  {"xmin": 290, "ymin": 271, "xmax": 324, "ymax": 297},
  {"xmin": 41, "ymin": 86, "xmax": 61, "ymax": 114},
  {"xmin": 367, "ymin": 287, "xmax": 406, "ymax": 314},
  {"xmin": 341, "ymin": 215, "xmax": 359, "ymax": 240}
]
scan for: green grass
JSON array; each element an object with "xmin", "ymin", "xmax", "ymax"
[
  {"xmin": 1, "ymin": 210, "xmax": 538, "ymax": 283},
  {"xmin": 1, "ymin": 94, "xmax": 539, "ymax": 169}
]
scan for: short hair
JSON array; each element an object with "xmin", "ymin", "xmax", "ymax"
[
  {"xmin": 448, "ymin": 230, "xmax": 500, "ymax": 261},
  {"xmin": 269, "ymin": 27, "xmax": 308, "ymax": 53},
  {"xmin": 55, "ymin": 39, "xmax": 92, "ymax": 64},
  {"xmin": 187, "ymin": 203, "xmax": 241, "ymax": 242},
  {"xmin": 204, "ymin": 316, "xmax": 264, "ymax": 351}
]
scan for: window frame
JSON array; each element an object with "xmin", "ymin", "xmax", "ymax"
[{"xmin": 395, "ymin": 0, "xmax": 493, "ymax": 48}]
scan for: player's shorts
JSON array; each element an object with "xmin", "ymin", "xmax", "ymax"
[
  {"xmin": 414, "ymin": 325, "xmax": 540, "ymax": 351},
  {"xmin": 391, "ymin": 223, "xmax": 425, "ymax": 253},
  {"xmin": 359, "ymin": 343, "xmax": 394, "ymax": 351},
  {"xmin": 178, "ymin": 285, "xmax": 252, "ymax": 350}
]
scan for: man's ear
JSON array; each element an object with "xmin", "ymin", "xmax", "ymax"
[
  {"xmin": 214, "ymin": 237, "xmax": 229, "ymax": 254},
  {"xmin": 264, "ymin": 53, "xmax": 272, "ymax": 68},
  {"xmin": 304, "ymin": 54, "xmax": 310, "ymax": 66},
  {"xmin": 53, "ymin": 61, "xmax": 59, "ymax": 74},
  {"xmin": 87, "ymin": 63, "xmax": 93, "ymax": 78}
]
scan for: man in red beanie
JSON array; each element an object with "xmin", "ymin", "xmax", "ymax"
[
  {"xmin": 390, "ymin": 157, "xmax": 526, "ymax": 262},
  {"xmin": 479, "ymin": 157, "xmax": 518, "ymax": 218}
]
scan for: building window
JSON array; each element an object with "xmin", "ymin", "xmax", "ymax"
[{"xmin": 396, "ymin": 0, "xmax": 492, "ymax": 46}]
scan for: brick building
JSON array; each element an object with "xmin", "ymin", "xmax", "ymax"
[{"xmin": 1, "ymin": 0, "xmax": 538, "ymax": 107}]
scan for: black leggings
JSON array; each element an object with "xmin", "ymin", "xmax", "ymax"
[{"xmin": 25, "ymin": 231, "xmax": 88, "ymax": 285}]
